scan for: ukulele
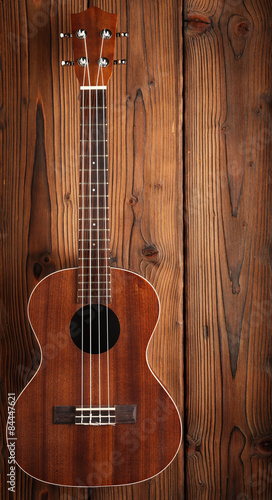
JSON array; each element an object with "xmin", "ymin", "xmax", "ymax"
[{"xmin": 15, "ymin": 6, "xmax": 181, "ymax": 487}]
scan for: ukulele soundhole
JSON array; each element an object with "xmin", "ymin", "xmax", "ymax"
[{"xmin": 70, "ymin": 304, "xmax": 120, "ymax": 354}]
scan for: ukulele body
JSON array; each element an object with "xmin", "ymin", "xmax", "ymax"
[{"xmin": 15, "ymin": 267, "xmax": 181, "ymax": 487}]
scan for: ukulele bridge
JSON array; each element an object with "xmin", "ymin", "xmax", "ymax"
[{"xmin": 53, "ymin": 405, "xmax": 137, "ymax": 425}]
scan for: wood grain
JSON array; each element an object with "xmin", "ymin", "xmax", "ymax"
[
  {"xmin": 1, "ymin": 0, "xmax": 183, "ymax": 498},
  {"xmin": 71, "ymin": 7, "xmax": 117, "ymax": 87},
  {"xmin": 184, "ymin": 0, "xmax": 272, "ymax": 498}
]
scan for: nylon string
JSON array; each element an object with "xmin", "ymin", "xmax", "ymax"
[
  {"xmin": 83, "ymin": 37, "xmax": 93, "ymax": 423},
  {"xmin": 95, "ymin": 38, "xmax": 104, "ymax": 425},
  {"xmin": 81, "ymin": 36, "xmax": 110, "ymax": 425},
  {"xmin": 101, "ymin": 69, "xmax": 111, "ymax": 424},
  {"xmin": 80, "ymin": 60, "xmax": 87, "ymax": 424}
]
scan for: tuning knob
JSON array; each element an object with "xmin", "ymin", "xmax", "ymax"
[
  {"xmin": 61, "ymin": 60, "xmax": 75, "ymax": 66},
  {"xmin": 116, "ymin": 32, "xmax": 129, "ymax": 37},
  {"xmin": 113, "ymin": 59, "xmax": 127, "ymax": 65},
  {"xmin": 60, "ymin": 32, "xmax": 72, "ymax": 38}
]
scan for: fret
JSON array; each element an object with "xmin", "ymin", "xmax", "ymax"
[
  {"xmin": 78, "ymin": 292, "xmax": 111, "ymax": 295},
  {"xmin": 79, "ymin": 190, "xmax": 108, "ymax": 195},
  {"xmin": 79, "ymin": 195, "xmax": 109, "ymax": 198},
  {"xmin": 78, "ymin": 274, "xmax": 110, "ymax": 278},
  {"xmin": 78, "ymin": 286, "xmax": 110, "ymax": 288},
  {"xmin": 78, "ymin": 275, "xmax": 110, "ymax": 278},
  {"xmin": 78, "ymin": 282, "xmax": 111, "ymax": 286},
  {"xmin": 80, "ymin": 155, "xmax": 108, "ymax": 158},
  {"xmin": 79, "ymin": 183, "xmax": 108, "ymax": 186},
  {"xmin": 79, "ymin": 220, "xmax": 109, "ymax": 224},
  {"xmin": 80, "ymin": 215, "xmax": 108, "ymax": 221},
  {"xmin": 78, "ymin": 286, "xmax": 110, "ymax": 289},
  {"xmin": 78, "ymin": 291, "xmax": 111, "ymax": 294},
  {"xmin": 77, "ymin": 266, "xmax": 111, "ymax": 274},
  {"xmin": 79, "ymin": 252, "xmax": 109, "ymax": 256},
  {"xmin": 78, "ymin": 281, "xmax": 108, "ymax": 292},
  {"xmin": 79, "ymin": 253, "xmax": 110, "ymax": 257},
  {"xmin": 79, "ymin": 169, "xmax": 108, "ymax": 172},
  {"xmin": 78, "ymin": 278, "xmax": 110, "ymax": 281},
  {"xmin": 79, "ymin": 254, "xmax": 109, "ymax": 259},
  {"xmin": 80, "ymin": 184, "xmax": 108, "ymax": 190},
  {"xmin": 77, "ymin": 294, "xmax": 111, "ymax": 301},
  {"xmin": 79, "ymin": 218, "xmax": 109, "ymax": 222},
  {"xmin": 79, "ymin": 261, "xmax": 110, "ymax": 266},
  {"xmin": 78, "ymin": 209, "xmax": 109, "ymax": 213},
  {"xmin": 80, "ymin": 214, "xmax": 109, "ymax": 224},
  {"xmin": 78, "ymin": 266, "xmax": 110, "ymax": 274},
  {"xmin": 78, "ymin": 284, "xmax": 111, "ymax": 287},
  {"xmin": 81, "ymin": 220, "xmax": 109, "ymax": 226},
  {"xmin": 80, "ymin": 123, "xmax": 107, "ymax": 126},
  {"xmin": 79, "ymin": 255, "xmax": 110, "ymax": 259},
  {"xmin": 80, "ymin": 107, "xmax": 107, "ymax": 109},
  {"xmin": 79, "ymin": 246, "xmax": 109, "ymax": 249},
  {"xmin": 77, "ymin": 287, "xmax": 111, "ymax": 290},
  {"xmin": 78, "ymin": 278, "xmax": 111, "ymax": 282},
  {"xmin": 80, "ymin": 215, "xmax": 109, "ymax": 223},
  {"xmin": 79, "ymin": 139, "xmax": 108, "ymax": 144},
  {"xmin": 77, "ymin": 283, "xmax": 111, "ymax": 292},
  {"xmin": 79, "ymin": 256, "xmax": 110, "ymax": 260},
  {"xmin": 79, "ymin": 248, "xmax": 109, "ymax": 252}
]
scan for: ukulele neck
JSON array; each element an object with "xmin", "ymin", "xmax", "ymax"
[{"xmin": 77, "ymin": 88, "xmax": 111, "ymax": 304}]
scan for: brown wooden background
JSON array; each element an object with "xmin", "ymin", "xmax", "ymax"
[{"xmin": 1, "ymin": 0, "xmax": 272, "ymax": 498}]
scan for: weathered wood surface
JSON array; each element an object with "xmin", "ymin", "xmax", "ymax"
[
  {"xmin": 184, "ymin": 0, "xmax": 272, "ymax": 498},
  {"xmin": 0, "ymin": 0, "xmax": 183, "ymax": 499}
]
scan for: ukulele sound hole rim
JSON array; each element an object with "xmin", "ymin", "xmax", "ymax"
[{"xmin": 70, "ymin": 304, "xmax": 120, "ymax": 354}]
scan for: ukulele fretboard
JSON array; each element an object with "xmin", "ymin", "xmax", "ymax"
[{"xmin": 78, "ymin": 89, "xmax": 111, "ymax": 304}]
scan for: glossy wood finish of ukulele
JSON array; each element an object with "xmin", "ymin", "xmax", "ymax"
[
  {"xmin": 15, "ymin": 268, "xmax": 181, "ymax": 486},
  {"xmin": 14, "ymin": 6, "xmax": 181, "ymax": 487}
]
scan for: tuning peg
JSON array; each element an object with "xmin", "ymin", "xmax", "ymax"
[
  {"xmin": 116, "ymin": 32, "xmax": 129, "ymax": 38},
  {"xmin": 60, "ymin": 32, "xmax": 73, "ymax": 38},
  {"xmin": 113, "ymin": 59, "xmax": 127, "ymax": 65},
  {"xmin": 61, "ymin": 60, "xmax": 75, "ymax": 66}
]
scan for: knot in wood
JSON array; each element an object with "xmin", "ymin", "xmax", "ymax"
[
  {"xmin": 128, "ymin": 196, "xmax": 137, "ymax": 206},
  {"xmin": 142, "ymin": 245, "xmax": 159, "ymax": 262},
  {"xmin": 227, "ymin": 15, "xmax": 252, "ymax": 59},
  {"xmin": 221, "ymin": 124, "xmax": 230, "ymax": 134},
  {"xmin": 185, "ymin": 12, "xmax": 212, "ymax": 35},
  {"xmin": 185, "ymin": 436, "xmax": 201, "ymax": 456},
  {"xmin": 64, "ymin": 192, "xmax": 71, "ymax": 204},
  {"xmin": 33, "ymin": 262, "xmax": 42, "ymax": 279},
  {"xmin": 43, "ymin": 254, "xmax": 50, "ymax": 264},
  {"xmin": 33, "ymin": 253, "xmax": 55, "ymax": 280},
  {"xmin": 255, "ymin": 105, "xmax": 262, "ymax": 116},
  {"xmin": 234, "ymin": 21, "xmax": 250, "ymax": 38},
  {"xmin": 255, "ymin": 437, "xmax": 272, "ymax": 455}
]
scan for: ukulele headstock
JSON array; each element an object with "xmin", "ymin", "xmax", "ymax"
[{"xmin": 62, "ymin": 7, "xmax": 118, "ymax": 87}]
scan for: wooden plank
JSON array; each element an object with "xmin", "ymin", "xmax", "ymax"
[
  {"xmin": 0, "ymin": 0, "xmax": 183, "ymax": 498},
  {"xmin": 184, "ymin": 0, "xmax": 272, "ymax": 498}
]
